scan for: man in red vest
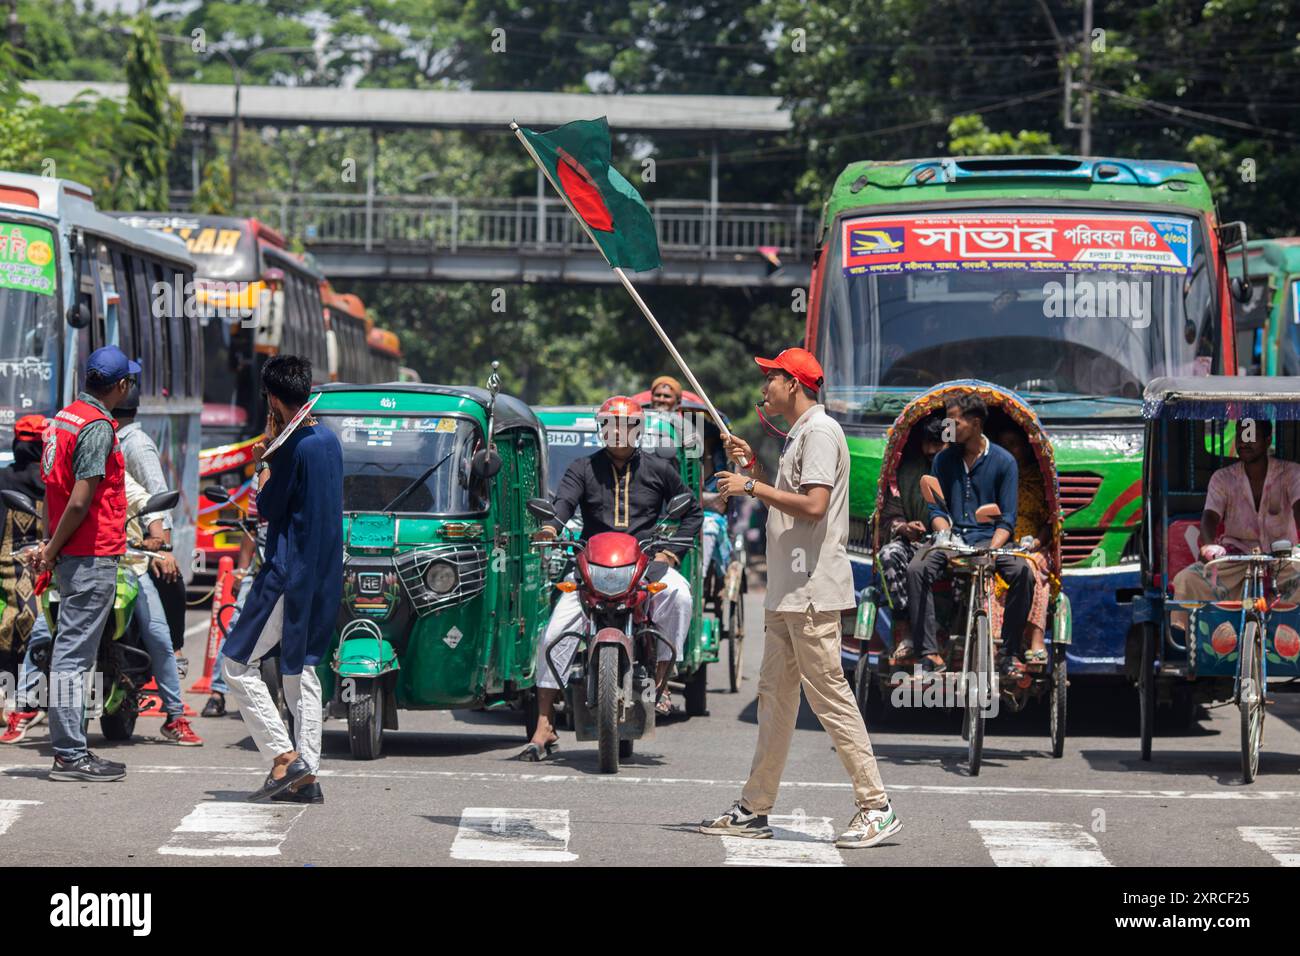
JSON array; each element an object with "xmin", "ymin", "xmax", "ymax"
[{"xmin": 32, "ymin": 346, "xmax": 137, "ymax": 782}]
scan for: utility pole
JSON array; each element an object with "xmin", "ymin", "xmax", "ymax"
[{"xmin": 1080, "ymin": 0, "xmax": 1094, "ymax": 156}]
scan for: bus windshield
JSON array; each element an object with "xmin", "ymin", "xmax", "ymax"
[
  {"xmin": 816, "ymin": 208, "xmax": 1215, "ymax": 422},
  {"xmin": 319, "ymin": 414, "xmax": 483, "ymax": 514},
  {"xmin": 0, "ymin": 219, "xmax": 61, "ymax": 447}
]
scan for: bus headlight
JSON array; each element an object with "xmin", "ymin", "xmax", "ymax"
[{"xmin": 425, "ymin": 561, "xmax": 458, "ymax": 594}]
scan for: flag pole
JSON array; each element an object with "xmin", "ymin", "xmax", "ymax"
[{"xmin": 510, "ymin": 121, "xmax": 741, "ymax": 454}]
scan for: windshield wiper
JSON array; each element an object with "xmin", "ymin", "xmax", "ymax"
[{"xmin": 380, "ymin": 449, "xmax": 455, "ymax": 512}]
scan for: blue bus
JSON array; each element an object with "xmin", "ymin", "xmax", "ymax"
[{"xmin": 0, "ymin": 172, "xmax": 201, "ymax": 578}]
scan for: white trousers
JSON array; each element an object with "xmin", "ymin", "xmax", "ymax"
[
  {"xmin": 535, "ymin": 566, "xmax": 691, "ymax": 690},
  {"xmin": 221, "ymin": 597, "xmax": 323, "ymax": 773}
]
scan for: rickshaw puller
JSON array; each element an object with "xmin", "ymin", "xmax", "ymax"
[
  {"xmin": 905, "ymin": 393, "xmax": 1034, "ymax": 674},
  {"xmin": 521, "ymin": 395, "xmax": 703, "ymax": 761},
  {"xmin": 1171, "ymin": 419, "xmax": 1300, "ymax": 631}
]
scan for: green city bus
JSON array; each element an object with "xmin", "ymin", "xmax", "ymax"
[
  {"xmin": 804, "ymin": 156, "xmax": 1246, "ymax": 680},
  {"xmin": 1229, "ymin": 237, "xmax": 1300, "ymax": 376}
]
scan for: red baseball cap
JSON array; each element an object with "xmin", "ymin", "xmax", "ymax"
[
  {"xmin": 13, "ymin": 415, "xmax": 47, "ymax": 441},
  {"xmin": 754, "ymin": 348, "xmax": 824, "ymax": 392}
]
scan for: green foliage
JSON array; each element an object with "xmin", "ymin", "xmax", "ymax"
[
  {"xmin": 113, "ymin": 14, "xmax": 185, "ymax": 210},
  {"xmin": 948, "ymin": 114, "xmax": 1059, "ymax": 156},
  {"xmin": 193, "ymin": 154, "xmax": 233, "ymax": 214}
]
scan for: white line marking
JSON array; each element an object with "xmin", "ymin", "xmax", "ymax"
[
  {"xmin": 450, "ymin": 808, "xmax": 577, "ymax": 863},
  {"xmin": 158, "ymin": 803, "xmax": 306, "ymax": 858},
  {"xmin": 722, "ymin": 814, "xmax": 843, "ymax": 867},
  {"xmin": 1239, "ymin": 826, "xmax": 1300, "ymax": 866},
  {"xmin": 971, "ymin": 820, "xmax": 1112, "ymax": 867},
  {"xmin": 6, "ymin": 761, "xmax": 1300, "ymax": 802},
  {"xmin": 0, "ymin": 799, "xmax": 41, "ymax": 837}
]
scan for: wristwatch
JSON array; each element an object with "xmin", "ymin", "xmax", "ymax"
[{"xmin": 744, "ymin": 478, "xmax": 756, "ymax": 497}]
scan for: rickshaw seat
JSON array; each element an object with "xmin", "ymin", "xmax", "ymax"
[{"xmin": 1166, "ymin": 515, "xmax": 1210, "ymax": 585}]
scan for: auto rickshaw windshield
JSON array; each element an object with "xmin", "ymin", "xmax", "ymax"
[{"xmin": 318, "ymin": 413, "xmax": 483, "ymax": 514}]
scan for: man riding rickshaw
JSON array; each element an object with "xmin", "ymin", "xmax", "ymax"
[
  {"xmin": 1134, "ymin": 377, "xmax": 1300, "ymax": 782},
  {"xmin": 854, "ymin": 381, "xmax": 1070, "ymax": 772}
]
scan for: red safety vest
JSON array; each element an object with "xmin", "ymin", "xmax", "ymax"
[{"xmin": 42, "ymin": 399, "xmax": 127, "ymax": 557}]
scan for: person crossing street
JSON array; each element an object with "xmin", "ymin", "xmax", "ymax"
[{"xmin": 699, "ymin": 348, "xmax": 901, "ymax": 848}]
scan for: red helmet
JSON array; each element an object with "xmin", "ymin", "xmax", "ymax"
[{"xmin": 597, "ymin": 395, "xmax": 642, "ymax": 421}]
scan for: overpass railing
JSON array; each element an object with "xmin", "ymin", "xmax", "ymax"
[{"xmin": 225, "ymin": 194, "xmax": 817, "ymax": 261}]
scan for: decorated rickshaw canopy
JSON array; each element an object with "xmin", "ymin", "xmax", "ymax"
[
  {"xmin": 1143, "ymin": 376, "xmax": 1300, "ymax": 421},
  {"xmin": 873, "ymin": 379, "xmax": 1063, "ymax": 588}
]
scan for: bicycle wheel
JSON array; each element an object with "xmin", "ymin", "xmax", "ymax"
[
  {"xmin": 1139, "ymin": 623, "xmax": 1155, "ymax": 761},
  {"xmin": 1239, "ymin": 620, "xmax": 1265, "ymax": 783},
  {"xmin": 966, "ymin": 613, "xmax": 989, "ymax": 776}
]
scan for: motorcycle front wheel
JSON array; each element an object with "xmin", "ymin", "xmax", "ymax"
[{"xmin": 596, "ymin": 644, "xmax": 620, "ymax": 774}]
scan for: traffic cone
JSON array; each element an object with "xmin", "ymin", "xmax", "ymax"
[{"xmin": 189, "ymin": 556, "xmax": 236, "ymax": 694}]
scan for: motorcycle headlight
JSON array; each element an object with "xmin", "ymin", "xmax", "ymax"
[
  {"xmin": 425, "ymin": 561, "xmax": 458, "ymax": 594},
  {"xmin": 587, "ymin": 563, "xmax": 637, "ymax": 598}
]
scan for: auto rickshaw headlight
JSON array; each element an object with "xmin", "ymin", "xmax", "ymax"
[{"xmin": 426, "ymin": 561, "xmax": 458, "ymax": 594}]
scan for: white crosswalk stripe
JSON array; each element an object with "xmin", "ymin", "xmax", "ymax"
[
  {"xmin": 1238, "ymin": 826, "xmax": 1300, "ymax": 866},
  {"xmin": 0, "ymin": 800, "xmax": 41, "ymax": 837},
  {"xmin": 971, "ymin": 820, "xmax": 1112, "ymax": 866},
  {"xmin": 450, "ymin": 808, "xmax": 578, "ymax": 863},
  {"xmin": 158, "ymin": 803, "xmax": 307, "ymax": 857},
  {"xmin": 721, "ymin": 814, "xmax": 844, "ymax": 867}
]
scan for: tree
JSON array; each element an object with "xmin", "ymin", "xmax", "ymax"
[
  {"xmin": 112, "ymin": 14, "xmax": 185, "ymax": 210},
  {"xmin": 948, "ymin": 114, "xmax": 1059, "ymax": 155},
  {"xmin": 193, "ymin": 154, "xmax": 233, "ymax": 214}
]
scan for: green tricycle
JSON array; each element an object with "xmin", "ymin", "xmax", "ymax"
[
  {"xmin": 312, "ymin": 366, "xmax": 551, "ymax": 758},
  {"xmin": 531, "ymin": 402, "xmax": 724, "ymax": 716}
]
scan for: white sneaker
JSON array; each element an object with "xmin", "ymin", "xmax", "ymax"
[{"xmin": 835, "ymin": 802, "xmax": 902, "ymax": 848}]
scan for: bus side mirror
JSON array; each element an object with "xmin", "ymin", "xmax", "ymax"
[
  {"xmin": 65, "ymin": 302, "xmax": 91, "ymax": 329},
  {"xmin": 1231, "ymin": 275, "xmax": 1252, "ymax": 304}
]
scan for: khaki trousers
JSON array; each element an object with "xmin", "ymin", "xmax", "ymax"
[{"xmin": 741, "ymin": 606, "xmax": 889, "ymax": 814}]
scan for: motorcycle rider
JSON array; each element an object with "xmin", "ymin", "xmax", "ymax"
[
  {"xmin": 520, "ymin": 395, "xmax": 703, "ymax": 760},
  {"xmin": 0, "ymin": 415, "xmax": 50, "ymax": 740},
  {"xmin": 113, "ymin": 387, "xmax": 202, "ymax": 745}
]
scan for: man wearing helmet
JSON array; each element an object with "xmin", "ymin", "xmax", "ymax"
[{"xmin": 520, "ymin": 395, "xmax": 703, "ymax": 761}]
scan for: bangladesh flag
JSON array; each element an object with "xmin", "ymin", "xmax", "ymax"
[{"xmin": 517, "ymin": 117, "xmax": 662, "ymax": 273}]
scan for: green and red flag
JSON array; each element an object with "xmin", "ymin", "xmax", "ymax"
[{"xmin": 516, "ymin": 117, "xmax": 662, "ymax": 273}]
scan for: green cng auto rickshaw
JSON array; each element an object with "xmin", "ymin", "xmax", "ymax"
[
  {"xmin": 532, "ymin": 403, "xmax": 721, "ymax": 715},
  {"xmin": 1134, "ymin": 377, "xmax": 1300, "ymax": 782},
  {"xmin": 312, "ymin": 369, "xmax": 550, "ymax": 759}
]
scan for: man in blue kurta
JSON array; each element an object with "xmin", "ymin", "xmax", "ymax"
[{"xmin": 222, "ymin": 355, "xmax": 342, "ymax": 804}]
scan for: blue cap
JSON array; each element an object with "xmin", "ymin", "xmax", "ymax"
[{"xmin": 85, "ymin": 345, "xmax": 141, "ymax": 383}]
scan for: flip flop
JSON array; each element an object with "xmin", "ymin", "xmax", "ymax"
[{"xmin": 516, "ymin": 740, "xmax": 559, "ymax": 762}]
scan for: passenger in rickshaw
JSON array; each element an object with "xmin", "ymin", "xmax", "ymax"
[
  {"xmin": 522, "ymin": 396, "xmax": 703, "ymax": 759},
  {"xmin": 877, "ymin": 414, "xmax": 947, "ymax": 663},
  {"xmin": 904, "ymin": 393, "xmax": 1034, "ymax": 674},
  {"xmin": 990, "ymin": 426, "xmax": 1052, "ymax": 676},
  {"xmin": 1170, "ymin": 419, "xmax": 1300, "ymax": 634},
  {"xmin": 650, "ymin": 375, "xmax": 682, "ymax": 413}
]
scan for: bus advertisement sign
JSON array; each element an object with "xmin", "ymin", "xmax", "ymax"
[
  {"xmin": 0, "ymin": 222, "xmax": 56, "ymax": 296},
  {"xmin": 842, "ymin": 212, "xmax": 1193, "ymax": 276}
]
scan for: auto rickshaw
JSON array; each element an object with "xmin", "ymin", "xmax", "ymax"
[
  {"xmin": 311, "ymin": 366, "xmax": 550, "ymax": 758},
  {"xmin": 852, "ymin": 381, "xmax": 1071, "ymax": 773},
  {"xmin": 1133, "ymin": 377, "xmax": 1300, "ymax": 782},
  {"xmin": 532, "ymin": 402, "xmax": 723, "ymax": 714}
]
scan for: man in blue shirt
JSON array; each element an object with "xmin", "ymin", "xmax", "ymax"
[{"xmin": 904, "ymin": 393, "xmax": 1033, "ymax": 674}]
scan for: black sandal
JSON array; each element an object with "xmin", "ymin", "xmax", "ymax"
[
  {"xmin": 201, "ymin": 694, "xmax": 226, "ymax": 718},
  {"xmin": 516, "ymin": 740, "xmax": 559, "ymax": 762}
]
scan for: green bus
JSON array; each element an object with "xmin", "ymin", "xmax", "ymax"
[
  {"xmin": 1229, "ymin": 237, "xmax": 1300, "ymax": 376},
  {"xmin": 804, "ymin": 155, "xmax": 1247, "ymax": 679}
]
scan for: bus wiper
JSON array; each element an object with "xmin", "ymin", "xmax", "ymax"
[
  {"xmin": 1024, "ymin": 393, "xmax": 1142, "ymax": 406},
  {"xmin": 381, "ymin": 449, "xmax": 455, "ymax": 512}
]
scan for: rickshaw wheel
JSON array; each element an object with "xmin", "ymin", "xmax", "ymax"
[
  {"xmin": 1240, "ymin": 621, "xmax": 1264, "ymax": 784},
  {"xmin": 965, "ymin": 615, "xmax": 991, "ymax": 776},
  {"xmin": 726, "ymin": 590, "xmax": 745, "ymax": 693},
  {"xmin": 347, "ymin": 678, "xmax": 384, "ymax": 760},
  {"xmin": 1139, "ymin": 624, "xmax": 1155, "ymax": 761},
  {"xmin": 684, "ymin": 663, "xmax": 709, "ymax": 716},
  {"xmin": 1049, "ymin": 645, "xmax": 1067, "ymax": 758},
  {"xmin": 595, "ymin": 645, "xmax": 620, "ymax": 774}
]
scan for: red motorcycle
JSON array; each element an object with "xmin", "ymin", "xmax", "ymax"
[{"xmin": 528, "ymin": 493, "xmax": 694, "ymax": 773}]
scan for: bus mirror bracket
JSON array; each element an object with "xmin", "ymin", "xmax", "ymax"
[
  {"xmin": 65, "ymin": 230, "xmax": 93, "ymax": 329},
  {"xmin": 1219, "ymin": 221, "xmax": 1252, "ymax": 304}
]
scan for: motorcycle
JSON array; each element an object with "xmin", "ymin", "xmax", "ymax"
[
  {"xmin": 1, "ymin": 487, "xmax": 180, "ymax": 741},
  {"xmin": 526, "ymin": 492, "xmax": 695, "ymax": 774}
]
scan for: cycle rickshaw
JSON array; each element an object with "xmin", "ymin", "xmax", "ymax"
[
  {"xmin": 1134, "ymin": 377, "xmax": 1300, "ymax": 782},
  {"xmin": 852, "ymin": 381, "xmax": 1071, "ymax": 773}
]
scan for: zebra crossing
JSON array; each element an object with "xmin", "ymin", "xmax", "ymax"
[{"xmin": 1, "ymin": 794, "xmax": 1295, "ymax": 866}]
